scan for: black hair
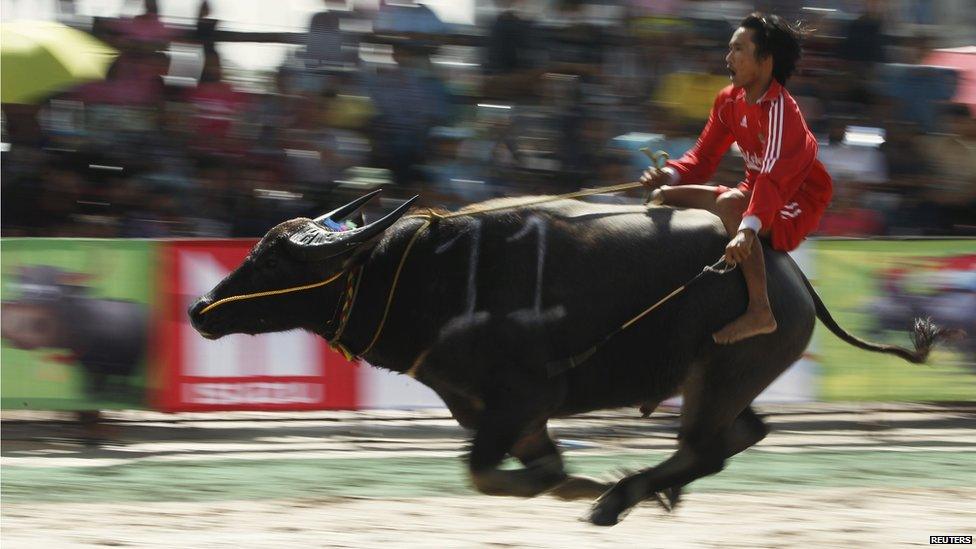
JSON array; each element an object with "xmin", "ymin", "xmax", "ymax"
[{"xmin": 739, "ymin": 13, "xmax": 805, "ymax": 86}]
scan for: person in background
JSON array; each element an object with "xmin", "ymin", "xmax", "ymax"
[
  {"xmin": 184, "ymin": 55, "xmax": 250, "ymax": 157},
  {"xmin": 917, "ymin": 103, "xmax": 976, "ymax": 235}
]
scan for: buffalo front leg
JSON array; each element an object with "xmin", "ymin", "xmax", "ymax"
[
  {"xmin": 469, "ymin": 408, "xmax": 568, "ymax": 498},
  {"xmin": 509, "ymin": 426, "xmax": 612, "ymax": 501}
]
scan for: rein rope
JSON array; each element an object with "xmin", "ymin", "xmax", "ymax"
[{"xmin": 544, "ymin": 257, "xmax": 735, "ymax": 376}]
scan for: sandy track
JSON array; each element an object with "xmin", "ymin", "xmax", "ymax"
[
  {"xmin": 3, "ymin": 488, "xmax": 973, "ymax": 548},
  {"xmin": 3, "ymin": 406, "xmax": 974, "ymax": 547}
]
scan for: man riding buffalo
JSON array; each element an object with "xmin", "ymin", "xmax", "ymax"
[
  {"xmin": 641, "ymin": 13, "xmax": 830, "ymax": 345},
  {"xmin": 187, "ymin": 11, "xmax": 954, "ymax": 528}
]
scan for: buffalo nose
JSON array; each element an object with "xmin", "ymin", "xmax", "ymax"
[{"xmin": 188, "ymin": 298, "xmax": 209, "ymax": 321}]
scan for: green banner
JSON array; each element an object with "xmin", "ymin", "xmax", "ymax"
[
  {"xmin": 813, "ymin": 240, "xmax": 976, "ymax": 401},
  {"xmin": 1, "ymin": 239, "xmax": 155, "ymax": 410}
]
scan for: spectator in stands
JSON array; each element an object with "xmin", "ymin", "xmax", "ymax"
[
  {"xmin": 817, "ymin": 185, "xmax": 886, "ymax": 237},
  {"xmin": 365, "ymin": 37, "xmax": 453, "ymax": 185},
  {"xmin": 305, "ymin": 1, "xmax": 349, "ymax": 71},
  {"xmin": 881, "ymin": 121, "xmax": 937, "ymax": 234},
  {"xmin": 194, "ymin": 1, "xmax": 219, "ymax": 77},
  {"xmin": 840, "ymin": 0, "xmax": 887, "ymax": 68},
  {"xmin": 482, "ymin": 0, "xmax": 544, "ymax": 100},
  {"xmin": 918, "ymin": 103, "xmax": 976, "ymax": 234},
  {"xmin": 184, "ymin": 55, "xmax": 251, "ymax": 157}
]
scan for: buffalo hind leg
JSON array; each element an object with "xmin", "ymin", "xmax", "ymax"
[
  {"xmin": 587, "ymin": 438, "xmax": 727, "ymax": 525},
  {"xmin": 588, "ymin": 365, "xmax": 769, "ymax": 526},
  {"xmin": 659, "ymin": 406, "xmax": 770, "ymax": 510},
  {"xmin": 724, "ymin": 406, "xmax": 769, "ymax": 457}
]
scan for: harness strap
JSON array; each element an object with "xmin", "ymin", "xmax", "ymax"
[
  {"xmin": 327, "ymin": 266, "xmax": 364, "ymax": 360},
  {"xmin": 355, "ymin": 218, "xmax": 433, "ymax": 357}
]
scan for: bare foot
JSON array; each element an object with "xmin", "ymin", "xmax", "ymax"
[{"xmin": 712, "ymin": 308, "xmax": 777, "ymax": 344}]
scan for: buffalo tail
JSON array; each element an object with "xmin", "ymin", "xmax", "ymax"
[{"xmin": 792, "ymin": 259, "xmax": 961, "ymax": 364}]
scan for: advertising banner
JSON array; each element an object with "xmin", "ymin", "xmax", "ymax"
[
  {"xmin": 1, "ymin": 239, "xmax": 154, "ymax": 410},
  {"xmin": 813, "ymin": 240, "xmax": 976, "ymax": 401},
  {"xmin": 155, "ymin": 240, "xmax": 359, "ymax": 411}
]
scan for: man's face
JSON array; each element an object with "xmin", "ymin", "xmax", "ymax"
[{"xmin": 726, "ymin": 27, "xmax": 768, "ymax": 89}]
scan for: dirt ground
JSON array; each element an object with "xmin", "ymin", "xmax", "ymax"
[
  {"xmin": 2, "ymin": 488, "xmax": 973, "ymax": 548},
  {"xmin": 2, "ymin": 405, "xmax": 974, "ymax": 548}
]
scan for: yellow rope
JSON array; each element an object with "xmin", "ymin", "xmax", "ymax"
[
  {"xmin": 199, "ymin": 270, "xmax": 346, "ymax": 315},
  {"xmin": 401, "ymin": 149, "xmax": 666, "ymax": 221},
  {"xmin": 620, "ymin": 285, "xmax": 687, "ymax": 330},
  {"xmin": 403, "ymin": 180, "xmax": 646, "ymax": 223},
  {"xmin": 358, "ymin": 218, "xmax": 432, "ymax": 357}
]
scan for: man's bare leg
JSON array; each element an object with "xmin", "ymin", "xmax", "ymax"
[
  {"xmin": 651, "ymin": 185, "xmax": 719, "ymax": 210},
  {"xmin": 656, "ymin": 186, "xmax": 777, "ymax": 343},
  {"xmin": 712, "ymin": 219, "xmax": 777, "ymax": 343},
  {"xmin": 710, "ymin": 191, "xmax": 777, "ymax": 343}
]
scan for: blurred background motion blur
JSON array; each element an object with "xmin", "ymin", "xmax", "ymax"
[
  {"xmin": 1, "ymin": 0, "xmax": 974, "ymax": 239},
  {"xmin": 1, "ymin": 1, "xmax": 975, "ymax": 410}
]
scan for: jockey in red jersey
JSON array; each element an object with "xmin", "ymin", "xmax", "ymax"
[{"xmin": 641, "ymin": 12, "xmax": 832, "ymax": 344}]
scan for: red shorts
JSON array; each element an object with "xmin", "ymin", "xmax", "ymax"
[{"xmin": 714, "ymin": 183, "xmax": 826, "ymax": 252}]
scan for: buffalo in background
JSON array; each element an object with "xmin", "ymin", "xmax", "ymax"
[
  {"xmin": 863, "ymin": 255, "xmax": 976, "ymax": 367},
  {"xmin": 2, "ymin": 265, "xmax": 148, "ymax": 401}
]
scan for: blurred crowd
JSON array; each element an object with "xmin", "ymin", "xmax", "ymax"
[{"xmin": 2, "ymin": 0, "xmax": 974, "ymax": 238}]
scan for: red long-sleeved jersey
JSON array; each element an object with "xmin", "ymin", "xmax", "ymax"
[{"xmin": 665, "ymin": 81, "xmax": 833, "ymax": 250}]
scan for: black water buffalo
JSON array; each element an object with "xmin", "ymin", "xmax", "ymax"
[{"xmin": 189, "ymin": 190, "xmax": 948, "ymax": 525}]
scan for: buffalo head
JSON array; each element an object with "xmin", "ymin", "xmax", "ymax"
[{"xmin": 188, "ymin": 191, "xmax": 417, "ymax": 339}]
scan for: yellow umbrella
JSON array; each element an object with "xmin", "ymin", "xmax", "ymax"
[{"xmin": 1, "ymin": 21, "xmax": 118, "ymax": 105}]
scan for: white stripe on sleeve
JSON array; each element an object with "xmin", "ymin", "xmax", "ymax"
[
  {"xmin": 761, "ymin": 99, "xmax": 776, "ymax": 173},
  {"xmin": 762, "ymin": 99, "xmax": 784, "ymax": 174}
]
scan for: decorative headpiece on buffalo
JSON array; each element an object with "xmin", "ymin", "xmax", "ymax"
[{"xmin": 285, "ymin": 190, "xmax": 419, "ymax": 261}]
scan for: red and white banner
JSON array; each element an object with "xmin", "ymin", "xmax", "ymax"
[{"xmin": 153, "ymin": 240, "xmax": 360, "ymax": 412}]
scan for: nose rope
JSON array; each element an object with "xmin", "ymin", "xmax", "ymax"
[{"xmin": 198, "ymin": 270, "xmax": 346, "ymax": 315}]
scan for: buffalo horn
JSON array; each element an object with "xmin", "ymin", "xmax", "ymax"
[
  {"xmin": 313, "ymin": 189, "xmax": 382, "ymax": 226},
  {"xmin": 287, "ymin": 195, "xmax": 419, "ymax": 260}
]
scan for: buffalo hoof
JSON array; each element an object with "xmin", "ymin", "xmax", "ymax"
[
  {"xmin": 586, "ymin": 477, "xmax": 643, "ymax": 526},
  {"xmin": 665, "ymin": 486, "xmax": 682, "ymax": 510},
  {"xmin": 647, "ymin": 486, "xmax": 682, "ymax": 513},
  {"xmin": 585, "ymin": 490, "xmax": 631, "ymax": 526}
]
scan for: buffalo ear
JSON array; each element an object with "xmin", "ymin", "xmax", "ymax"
[{"xmin": 285, "ymin": 195, "xmax": 419, "ymax": 261}]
